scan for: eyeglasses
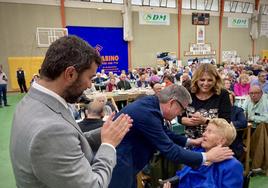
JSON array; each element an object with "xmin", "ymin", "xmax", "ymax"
[
  {"xmin": 173, "ymin": 99, "xmax": 186, "ymax": 113},
  {"xmin": 249, "ymin": 92, "xmax": 261, "ymax": 96}
]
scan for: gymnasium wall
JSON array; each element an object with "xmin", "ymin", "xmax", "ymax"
[
  {"xmin": 132, "ymin": 12, "xmax": 178, "ymax": 68},
  {"xmin": 0, "ymin": 2, "xmax": 268, "ymax": 90},
  {"xmin": 222, "ymin": 16, "xmax": 252, "ymax": 59}
]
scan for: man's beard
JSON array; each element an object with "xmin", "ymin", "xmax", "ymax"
[{"xmin": 63, "ymin": 79, "xmax": 84, "ymax": 103}]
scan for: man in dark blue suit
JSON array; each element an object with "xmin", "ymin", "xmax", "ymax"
[{"xmin": 109, "ymin": 84, "xmax": 234, "ymax": 188}]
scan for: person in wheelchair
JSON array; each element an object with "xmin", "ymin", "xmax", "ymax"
[{"xmin": 164, "ymin": 118, "xmax": 244, "ymax": 188}]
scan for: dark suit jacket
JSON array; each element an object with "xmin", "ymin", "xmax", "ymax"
[
  {"xmin": 16, "ymin": 70, "xmax": 25, "ymax": 81},
  {"xmin": 78, "ymin": 118, "xmax": 104, "ymax": 132},
  {"xmin": 109, "ymin": 96, "xmax": 203, "ymax": 188},
  {"xmin": 136, "ymin": 80, "xmax": 149, "ymax": 88},
  {"xmin": 230, "ymin": 105, "xmax": 247, "ymax": 159},
  {"xmin": 117, "ymin": 80, "xmax": 131, "ymax": 90}
]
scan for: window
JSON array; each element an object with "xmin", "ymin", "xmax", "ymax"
[
  {"xmin": 182, "ymin": 0, "xmax": 218, "ymax": 12},
  {"xmin": 224, "ymin": 0, "xmax": 254, "ymax": 14}
]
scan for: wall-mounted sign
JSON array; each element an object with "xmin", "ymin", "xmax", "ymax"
[
  {"xmin": 185, "ymin": 25, "xmax": 215, "ymax": 56},
  {"xmin": 228, "ymin": 17, "xmax": 248, "ymax": 28},
  {"xmin": 196, "ymin": 25, "xmax": 205, "ymax": 44},
  {"xmin": 67, "ymin": 26, "xmax": 128, "ymax": 75},
  {"xmin": 222, "ymin": 51, "xmax": 237, "ymax": 62},
  {"xmin": 139, "ymin": 12, "xmax": 170, "ymax": 25},
  {"xmin": 185, "ymin": 43, "xmax": 216, "ymax": 56}
]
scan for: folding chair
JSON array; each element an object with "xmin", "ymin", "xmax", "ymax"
[{"xmin": 238, "ymin": 122, "xmax": 252, "ymax": 176}]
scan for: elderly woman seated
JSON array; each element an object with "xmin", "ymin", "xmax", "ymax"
[{"xmin": 164, "ymin": 118, "xmax": 243, "ymax": 188}]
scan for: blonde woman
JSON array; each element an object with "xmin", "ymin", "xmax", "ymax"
[{"xmin": 178, "ymin": 63, "xmax": 231, "ymax": 139}]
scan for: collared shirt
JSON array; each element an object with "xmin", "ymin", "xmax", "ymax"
[
  {"xmin": 242, "ymin": 94, "xmax": 268, "ymax": 126},
  {"xmin": 33, "ymin": 82, "xmax": 76, "ymax": 119},
  {"xmin": 0, "ymin": 72, "xmax": 7, "ymax": 84},
  {"xmin": 32, "ymin": 82, "xmax": 116, "ymax": 152},
  {"xmin": 32, "ymin": 82, "xmax": 68, "ymax": 109}
]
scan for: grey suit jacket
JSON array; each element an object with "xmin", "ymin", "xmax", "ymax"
[{"xmin": 10, "ymin": 87, "xmax": 116, "ymax": 188}]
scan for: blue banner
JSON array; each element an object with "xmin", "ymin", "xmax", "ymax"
[{"xmin": 67, "ymin": 26, "xmax": 128, "ymax": 75}]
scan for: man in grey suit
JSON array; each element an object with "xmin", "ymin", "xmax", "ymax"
[{"xmin": 10, "ymin": 36, "xmax": 132, "ymax": 188}]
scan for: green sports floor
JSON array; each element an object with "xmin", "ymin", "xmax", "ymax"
[{"xmin": 1, "ymin": 93, "xmax": 268, "ymax": 188}]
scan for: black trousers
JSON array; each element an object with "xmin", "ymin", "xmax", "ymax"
[{"xmin": 17, "ymin": 79, "xmax": 27, "ymax": 93}]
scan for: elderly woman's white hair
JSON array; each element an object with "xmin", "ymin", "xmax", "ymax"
[{"xmin": 209, "ymin": 118, "xmax": 237, "ymax": 146}]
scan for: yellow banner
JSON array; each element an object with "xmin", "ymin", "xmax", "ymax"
[
  {"xmin": 262, "ymin": 50, "xmax": 268, "ymax": 58},
  {"xmin": 8, "ymin": 57, "xmax": 44, "ymax": 91}
]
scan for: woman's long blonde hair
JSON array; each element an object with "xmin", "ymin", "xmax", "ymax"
[{"xmin": 191, "ymin": 63, "xmax": 223, "ymax": 95}]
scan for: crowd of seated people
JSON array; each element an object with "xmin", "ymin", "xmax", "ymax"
[
  {"xmin": 90, "ymin": 58, "xmax": 267, "ymax": 96},
  {"xmin": 75, "ymin": 57, "xmax": 268, "ymax": 181},
  {"xmin": 85, "ymin": 60, "xmax": 268, "ymax": 125},
  {"xmin": 87, "ymin": 59, "xmax": 268, "ymax": 115}
]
